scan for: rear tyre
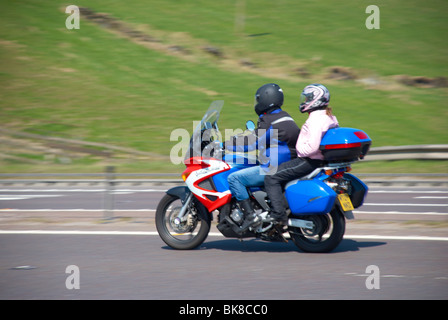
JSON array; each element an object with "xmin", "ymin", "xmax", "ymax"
[
  {"xmin": 288, "ymin": 207, "xmax": 345, "ymax": 253},
  {"xmin": 156, "ymin": 194, "xmax": 211, "ymax": 250}
]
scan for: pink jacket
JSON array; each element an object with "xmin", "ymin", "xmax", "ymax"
[{"xmin": 296, "ymin": 109, "xmax": 339, "ymax": 160}]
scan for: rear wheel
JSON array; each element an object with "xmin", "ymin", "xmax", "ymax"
[
  {"xmin": 156, "ymin": 194, "xmax": 211, "ymax": 250},
  {"xmin": 288, "ymin": 207, "xmax": 345, "ymax": 253}
]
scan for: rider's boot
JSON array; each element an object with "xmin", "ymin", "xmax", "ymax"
[
  {"xmin": 267, "ymin": 211, "xmax": 288, "ymax": 225},
  {"xmin": 238, "ymin": 199, "xmax": 261, "ymax": 231}
]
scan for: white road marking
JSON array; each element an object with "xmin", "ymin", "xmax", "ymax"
[
  {"xmin": 344, "ymin": 272, "xmax": 447, "ymax": 280},
  {"xmin": 369, "ymin": 190, "xmax": 448, "ymax": 194},
  {"xmin": 0, "ymin": 208, "xmax": 445, "ymax": 216},
  {"xmin": 0, "ymin": 188, "xmax": 445, "ymax": 193},
  {"xmin": 0, "ymin": 209, "xmax": 155, "ymax": 212},
  {"xmin": 0, "ymin": 195, "xmax": 64, "ymax": 201},
  {"xmin": 414, "ymin": 196, "xmax": 448, "ymax": 199},
  {"xmin": 0, "ymin": 230, "xmax": 447, "ymax": 241},
  {"xmin": 0, "ymin": 230, "xmax": 160, "ymax": 236},
  {"xmin": 353, "ymin": 210, "xmax": 448, "ymax": 216},
  {"xmin": 0, "ymin": 189, "xmax": 167, "ymax": 193},
  {"xmin": 363, "ymin": 203, "xmax": 447, "ymax": 207},
  {"xmin": 343, "ymin": 234, "xmax": 448, "ymax": 241}
]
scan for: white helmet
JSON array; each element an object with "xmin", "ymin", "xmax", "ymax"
[{"xmin": 299, "ymin": 84, "xmax": 330, "ymax": 113}]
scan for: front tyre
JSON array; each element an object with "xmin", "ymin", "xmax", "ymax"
[
  {"xmin": 156, "ymin": 193, "xmax": 211, "ymax": 250},
  {"xmin": 288, "ymin": 207, "xmax": 345, "ymax": 253}
]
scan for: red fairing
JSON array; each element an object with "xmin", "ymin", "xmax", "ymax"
[
  {"xmin": 182, "ymin": 157, "xmax": 232, "ymax": 212},
  {"xmin": 197, "ymin": 192, "xmax": 232, "ymax": 213}
]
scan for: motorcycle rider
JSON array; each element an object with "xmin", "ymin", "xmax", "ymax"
[
  {"xmin": 225, "ymin": 83, "xmax": 300, "ymax": 231},
  {"xmin": 264, "ymin": 83, "xmax": 339, "ymax": 224}
]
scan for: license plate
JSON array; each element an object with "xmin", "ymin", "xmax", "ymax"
[{"xmin": 338, "ymin": 193, "xmax": 354, "ymax": 211}]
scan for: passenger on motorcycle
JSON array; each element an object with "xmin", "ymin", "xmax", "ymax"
[
  {"xmin": 264, "ymin": 83, "xmax": 339, "ymax": 224},
  {"xmin": 225, "ymin": 83, "xmax": 300, "ymax": 231}
]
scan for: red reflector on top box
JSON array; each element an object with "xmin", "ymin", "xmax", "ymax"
[
  {"xmin": 354, "ymin": 131, "xmax": 369, "ymax": 139},
  {"xmin": 320, "ymin": 128, "xmax": 371, "ymax": 162},
  {"xmin": 324, "ymin": 142, "xmax": 362, "ymax": 150}
]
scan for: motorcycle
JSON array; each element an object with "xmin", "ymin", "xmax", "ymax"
[{"xmin": 156, "ymin": 101, "xmax": 371, "ymax": 253}]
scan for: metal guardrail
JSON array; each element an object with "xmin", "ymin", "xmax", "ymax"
[{"xmin": 367, "ymin": 144, "xmax": 448, "ymax": 161}]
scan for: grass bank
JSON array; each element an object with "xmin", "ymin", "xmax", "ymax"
[{"xmin": 0, "ymin": 1, "xmax": 446, "ymax": 173}]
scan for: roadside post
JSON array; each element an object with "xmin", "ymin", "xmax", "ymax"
[{"xmin": 103, "ymin": 166, "xmax": 115, "ymax": 219}]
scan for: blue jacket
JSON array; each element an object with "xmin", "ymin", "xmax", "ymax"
[{"xmin": 226, "ymin": 109, "xmax": 300, "ymax": 172}]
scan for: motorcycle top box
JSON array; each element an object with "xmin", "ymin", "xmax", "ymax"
[{"xmin": 319, "ymin": 127, "xmax": 371, "ymax": 162}]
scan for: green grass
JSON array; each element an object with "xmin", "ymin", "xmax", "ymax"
[
  {"xmin": 0, "ymin": 0, "xmax": 447, "ymax": 173},
  {"xmin": 80, "ymin": 0, "xmax": 448, "ymax": 77}
]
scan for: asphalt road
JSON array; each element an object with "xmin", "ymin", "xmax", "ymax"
[
  {"xmin": 0, "ymin": 233, "xmax": 447, "ymax": 300},
  {"xmin": 0, "ymin": 184, "xmax": 447, "ymax": 300}
]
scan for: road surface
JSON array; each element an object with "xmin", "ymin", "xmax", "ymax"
[{"xmin": 0, "ymin": 185, "xmax": 447, "ymax": 300}]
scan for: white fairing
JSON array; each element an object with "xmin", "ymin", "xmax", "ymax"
[{"xmin": 185, "ymin": 159, "xmax": 231, "ymax": 202}]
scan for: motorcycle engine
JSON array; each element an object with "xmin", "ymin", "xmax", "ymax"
[{"xmin": 230, "ymin": 208, "xmax": 244, "ymax": 225}]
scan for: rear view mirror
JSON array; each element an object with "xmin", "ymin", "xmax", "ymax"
[{"xmin": 245, "ymin": 120, "xmax": 255, "ymax": 132}]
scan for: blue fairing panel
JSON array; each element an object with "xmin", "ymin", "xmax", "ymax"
[
  {"xmin": 216, "ymin": 154, "xmax": 257, "ymax": 193},
  {"xmin": 212, "ymin": 167, "xmax": 239, "ymax": 193},
  {"xmin": 285, "ymin": 179, "xmax": 336, "ymax": 215}
]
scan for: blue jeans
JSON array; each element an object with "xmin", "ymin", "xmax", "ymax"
[{"xmin": 227, "ymin": 166, "xmax": 265, "ymax": 201}]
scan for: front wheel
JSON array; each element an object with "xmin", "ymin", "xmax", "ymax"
[
  {"xmin": 156, "ymin": 193, "xmax": 211, "ymax": 250},
  {"xmin": 288, "ymin": 207, "xmax": 345, "ymax": 253}
]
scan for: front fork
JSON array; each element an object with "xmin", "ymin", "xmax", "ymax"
[{"xmin": 173, "ymin": 192, "xmax": 193, "ymax": 226}]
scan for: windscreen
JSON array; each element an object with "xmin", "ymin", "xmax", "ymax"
[{"xmin": 188, "ymin": 100, "xmax": 223, "ymax": 160}]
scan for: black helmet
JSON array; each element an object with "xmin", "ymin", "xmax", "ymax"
[{"xmin": 254, "ymin": 83, "xmax": 284, "ymax": 115}]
